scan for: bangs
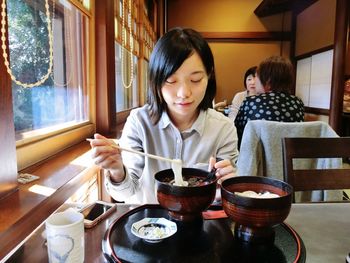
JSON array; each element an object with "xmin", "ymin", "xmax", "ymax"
[{"xmin": 156, "ymin": 42, "xmax": 194, "ymax": 86}]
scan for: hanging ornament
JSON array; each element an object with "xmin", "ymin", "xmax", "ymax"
[
  {"xmin": 1, "ymin": 0, "xmax": 54, "ymax": 88},
  {"xmin": 121, "ymin": 0, "xmax": 134, "ymax": 89}
]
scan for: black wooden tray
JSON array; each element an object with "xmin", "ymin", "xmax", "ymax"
[{"xmin": 102, "ymin": 204, "xmax": 306, "ymax": 263}]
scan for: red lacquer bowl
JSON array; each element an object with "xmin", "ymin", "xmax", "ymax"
[
  {"xmin": 221, "ymin": 176, "xmax": 293, "ymax": 244},
  {"xmin": 155, "ymin": 168, "xmax": 217, "ymax": 222}
]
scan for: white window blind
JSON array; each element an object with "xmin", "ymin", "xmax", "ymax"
[{"xmin": 296, "ymin": 49, "xmax": 333, "ymax": 109}]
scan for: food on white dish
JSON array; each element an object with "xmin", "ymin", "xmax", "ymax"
[
  {"xmin": 131, "ymin": 217, "xmax": 177, "ymax": 243},
  {"xmin": 138, "ymin": 224, "xmax": 167, "ymax": 239}
]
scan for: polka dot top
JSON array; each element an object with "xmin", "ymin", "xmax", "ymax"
[{"xmin": 234, "ymin": 92, "xmax": 305, "ymax": 149}]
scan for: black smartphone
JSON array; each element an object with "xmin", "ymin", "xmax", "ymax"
[{"xmin": 79, "ymin": 201, "xmax": 116, "ymax": 228}]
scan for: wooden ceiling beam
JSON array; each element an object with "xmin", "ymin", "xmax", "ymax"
[{"xmin": 254, "ymin": 0, "xmax": 319, "ymax": 17}]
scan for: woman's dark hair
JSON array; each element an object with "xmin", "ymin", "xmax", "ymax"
[
  {"xmin": 257, "ymin": 56, "xmax": 294, "ymax": 94},
  {"xmin": 243, "ymin": 66, "xmax": 257, "ymax": 89},
  {"xmin": 147, "ymin": 27, "xmax": 216, "ymax": 124}
]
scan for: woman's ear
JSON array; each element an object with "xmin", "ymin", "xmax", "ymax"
[{"xmin": 264, "ymin": 80, "xmax": 271, "ymax": 92}]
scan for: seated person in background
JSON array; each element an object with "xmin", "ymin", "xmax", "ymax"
[
  {"xmin": 88, "ymin": 27, "xmax": 239, "ymax": 204},
  {"xmin": 228, "ymin": 66, "xmax": 257, "ymax": 120},
  {"xmin": 235, "ymin": 56, "xmax": 304, "ymax": 149}
]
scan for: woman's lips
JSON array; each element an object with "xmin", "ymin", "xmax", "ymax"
[{"xmin": 176, "ymin": 101, "xmax": 193, "ymax": 106}]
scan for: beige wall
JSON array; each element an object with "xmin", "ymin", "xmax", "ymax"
[
  {"xmin": 167, "ymin": 0, "xmax": 291, "ymax": 103},
  {"xmin": 295, "ymin": 0, "xmax": 336, "ymax": 56},
  {"xmin": 210, "ymin": 42, "xmax": 290, "ymax": 103}
]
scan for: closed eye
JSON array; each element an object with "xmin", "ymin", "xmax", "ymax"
[
  {"xmin": 165, "ymin": 80, "xmax": 176, "ymax": 84},
  {"xmin": 191, "ymin": 78, "xmax": 203, "ymax": 83}
]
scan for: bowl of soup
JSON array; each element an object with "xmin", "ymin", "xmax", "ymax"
[
  {"xmin": 221, "ymin": 176, "xmax": 292, "ymax": 244},
  {"xmin": 155, "ymin": 168, "xmax": 217, "ymax": 222}
]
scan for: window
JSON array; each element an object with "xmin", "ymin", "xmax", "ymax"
[
  {"xmin": 6, "ymin": 0, "xmax": 89, "ymax": 142},
  {"xmin": 2, "ymin": 0, "xmax": 93, "ymax": 170},
  {"xmin": 295, "ymin": 49, "xmax": 333, "ymax": 109}
]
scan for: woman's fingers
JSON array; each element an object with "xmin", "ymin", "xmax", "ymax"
[
  {"xmin": 214, "ymin": 159, "xmax": 234, "ymax": 175},
  {"xmin": 212, "ymin": 158, "xmax": 236, "ymax": 184},
  {"xmin": 88, "ymin": 134, "xmax": 123, "ymax": 170},
  {"xmin": 208, "ymin": 156, "xmax": 216, "ymax": 171},
  {"xmin": 95, "ymin": 154, "xmax": 120, "ymax": 170},
  {"xmin": 93, "ymin": 133, "xmax": 106, "ymax": 139},
  {"xmin": 217, "ymin": 173, "xmax": 235, "ymax": 185},
  {"xmin": 90, "ymin": 144, "xmax": 119, "ymax": 158}
]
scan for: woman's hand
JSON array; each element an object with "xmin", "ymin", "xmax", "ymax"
[
  {"xmin": 209, "ymin": 157, "xmax": 236, "ymax": 184},
  {"xmin": 88, "ymin": 133, "xmax": 126, "ymax": 183}
]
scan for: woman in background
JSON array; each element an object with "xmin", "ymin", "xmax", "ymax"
[
  {"xmin": 235, "ymin": 56, "xmax": 304, "ymax": 149},
  {"xmin": 228, "ymin": 66, "xmax": 257, "ymax": 121},
  {"xmin": 89, "ymin": 28, "xmax": 239, "ymax": 204}
]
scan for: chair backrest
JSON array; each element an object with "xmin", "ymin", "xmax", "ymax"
[
  {"xmin": 237, "ymin": 120, "xmax": 339, "ymax": 181},
  {"xmin": 282, "ymin": 137, "xmax": 350, "ymax": 201}
]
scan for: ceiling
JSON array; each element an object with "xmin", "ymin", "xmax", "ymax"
[{"xmin": 254, "ymin": 0, "xmax": 319, "ymax": 17}]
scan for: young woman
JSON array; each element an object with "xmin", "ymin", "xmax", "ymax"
[
  {"xmin": 235, "ymin": 56, "xmax": 304, "ymax": 149},
  {"xmin": 89, "ymin": 28, "xmax": 239, "ymax": 204}
]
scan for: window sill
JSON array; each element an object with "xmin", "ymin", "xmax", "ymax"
[
  {"xmin": 0, "ymin": 140, "xmax": 100, "ymax": 260},
  {"xmin": 16, "ymin": 123, "xmax": 95, "ymax": 171}
]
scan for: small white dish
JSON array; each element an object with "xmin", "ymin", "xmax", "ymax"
[{"xmin": 131, "ymin": 217, "xmax": 177, "ymax": 243}]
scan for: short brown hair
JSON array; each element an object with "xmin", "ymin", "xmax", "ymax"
[{"xmin": 257, "ymin": 56, "xmax": 294, "ymax": 94}]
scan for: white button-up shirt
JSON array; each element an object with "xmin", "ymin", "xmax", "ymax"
[{"xmin": 105, "ymin": 104, "xmax": 239, "ymax": 204}]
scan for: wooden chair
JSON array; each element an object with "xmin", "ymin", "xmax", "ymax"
[{"xmin": 282, "ymin": 137, "xmax": 350, "ymax": 202}]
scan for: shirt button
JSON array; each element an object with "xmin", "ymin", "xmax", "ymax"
[{"xmin": 177, "ymin": 139, "xmax": 181, "ymax": 144}]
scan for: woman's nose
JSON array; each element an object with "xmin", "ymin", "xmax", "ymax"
[
  {"xmin": 248, "ymin": 79, "xmax": 255, "ymax": 86},
  {"xmin": 177, "ymin": 82, "xmax": 191, "ymax": 98}
]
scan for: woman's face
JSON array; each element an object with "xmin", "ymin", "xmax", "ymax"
[
  {"xmin": 161, "ymin": 52, "xmax": 208, "ymax": 123},
  {"xmin": 245, "ymin": 74, "xmax": 256, "ymax": 95}
]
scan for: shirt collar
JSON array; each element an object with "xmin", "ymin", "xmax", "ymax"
[
  {"xmin": 159, "ymin": 110, "xmax": 171, "ymax": 129},
  {"xmin": 159, "ymin": 109, "xmax": 206, "ymax": 136}
]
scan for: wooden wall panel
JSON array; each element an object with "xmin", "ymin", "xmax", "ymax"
[
  {"xmin": 295, "ymin": 0, "xmax": 336, "ymax": 56},
  {"xmin": 167, "ymin": 0, "xmax": 290, "ymax": 32}
]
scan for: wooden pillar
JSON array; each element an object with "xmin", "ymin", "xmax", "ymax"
[
  {"xmin": 0, "ymin": 17, "xmax": 18, "ymax": 200},
  {"xmin": 329, "ymin": 0, "xmax": 349, "ymax": 133},
  {"xmin": 290, "ymin": 8, "xmax": 297, "ymax": 94},
  {"xmin": 157, "ymin": 0, "xmax": 166, "ymax": 37},
  {"xmin": 95, "ymin": 0, "xmax": 117, "ymax": 135}
]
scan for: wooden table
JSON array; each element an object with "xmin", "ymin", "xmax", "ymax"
[
  {"xmin": 285, "ymin": 203, "xmax": 350, "ymax": 263},
  {"xmin": 4, "ymin": 203, "xmax": 350, "ymax": 263},
  {"xmin": 0, "ymin": 141, "xmax": 102, "ymax": 261}
]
